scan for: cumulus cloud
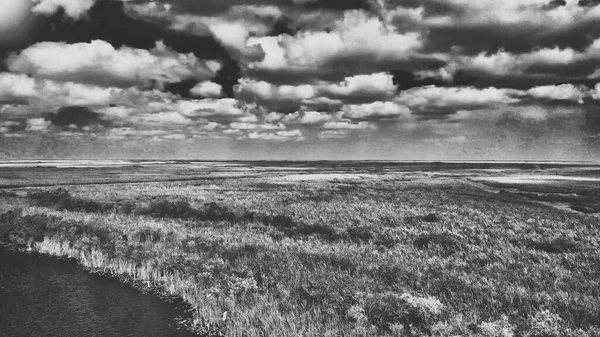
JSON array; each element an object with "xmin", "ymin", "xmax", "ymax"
[
  {"xmin": 138, "ymin": 111, "xmax": 192, "ymax": 125},
  {"xmin": 322, "ymin": 121, "xmax": 375, "ymax": 130},
  {"xmin": 177, "ymin": 98, "xmax": 246, "ymax": 119},
  {"xmin": 315, "ymin": 73, "xmax": 397, "ymax": 104},
  {"xmin": 0, "ymin": 73, "xmax": 36, "ymax": 104},
  {"xmin": 396, "ymin": 86, "xmax": 522, "ymax": 115},
  {"xmin": 247, "ymin": 129, "xmax": 303, "ymax": 141},
  {"xmin": 281, "ymin": 110, "xmax": 332, "ymax": 126},
  {"xmin": 190, "ymin": 81, "xmax": 224, "ymax": 98},
  {"xmin": 342, "ymin": 101, "xmax": 411, "ymax": 121},
  {"xmin": 247, "ymin": 10, "xmax": 425, "ymax": 82},
  {"xmin": 235, "ymin": 78, "xmax": 315, "ymax": 106},
  {"xmin": 32, "ymin": 0, "xmax": 96, "ymax": 19},
  {"xmin": 36, "ymin": 81, "xmax": 117, "ymax": 107},
  {"xmin": 8, "ymin": 40, "xmax": 218, "ymax": 88},
  {"xmin": 26, "ymin": 118, "xmax": 51, "ymax": 132},
  {"xmin": 230, "ymin": 122, "xmax": 284, "ymax": 130},
  {"xmin": 128, "ymin": 3, "xmax": 282, "ymax": 59},
  {"xmin": 527, "ymin": 84, "xmax": 590, "ymax": 103}
]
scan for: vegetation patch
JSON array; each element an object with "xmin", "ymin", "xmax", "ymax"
[
  {"xmin": 363, "ymin": 292, "xmax": 444, "ymax": 335},
  {"xmin": 413, "ymin": 231, "xmax": 465, "ymax": 256},
  {"xmin": 27, "ymin": 188, "xmax": 108, "ymax": 213},
  {"xmin": 527, "ymin": 237, "xmax": 581, "ymax": 254}
]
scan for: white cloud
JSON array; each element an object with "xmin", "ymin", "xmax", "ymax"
[
  {"xmin": 343, "ymin": 101, "xmax": 411, "ymax": 120},
  {"xmin": 247, "ymin": 10, "xmax": 423, "ymax": 77},
  {"xmin": 190, "ymin": 81, "xmax": 223, "ymax": 98},
  {"xmin": 177, "ymin": 98, "xmax": 246, "ymax": 118},
  {"xmin": 32, "ymin": 0, "xmax": 95, "ymax": 19},
  {"xmin": 37, "ymin": 81, "xmax": 117, "ymax": 106},
  {"xmin": 230, "ymin": 122, "xmax": 284, "ymax": 130},
  {"xmin": 8, "ymin": 40, "xmax": 217, "ymax": 87},
  {"xmin": 26, "ymin": 118, "xmax": 51, "ymax": 132},
  {"xmin": 281, "ymin": 111, "xmax": 332, "ymax": 126},
  {"xmin": 162, "ymin": 133, "xmax": 187, "ymax": 140},
  {"xmin": 97, "ymin": 106, "xmax": 135, "ymax": 120},
  {"xmin": 322, "ymin": 121, "xmax": 375, "ymax": 130},
  {"xmin": 0, "ymin": 73, "xmax": 36, "ymax": 103},
  {"xmin": 527, "ymin": 84, "xmax": 590, "ymax": 103},
  {"xmin": 235, "ymin": 78, "xmax": 315, "ymax": 103},
  {"xmin": 247, "ymin": 129, "xmax": 303, "ymax": 141},
  {"xmin": 318, "ymin": 130, "xmax": 350, "ymax": 139},
  {"xmin": 235, "ymin": 73, "xmax": 397, "ymax": 106},
  {"xmin": 593, "ymin": 83, "xmax": 600, "ymax": 100},
  {"xmin": 317, "ymin": 73, "xmax": 396, "ymax": 101},
  {"xmin": 138, "ymin": 112, "xmax": 192, "ymax": 125},
  {"xmin": 396, "ymin": 86, "xmax": 522, "ymax": 111}
]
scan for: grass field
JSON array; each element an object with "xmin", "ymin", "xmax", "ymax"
[{"xmin": 1, "ymin": 161, "xmax": 600, "ymax": 336}]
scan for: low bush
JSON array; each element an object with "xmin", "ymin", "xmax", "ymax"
[
  {"xmin": 345, "ymin": 226, "xmax": 397, "ymax": 247},
  {"xmin": 528, "ymin": 237, "xmax": 580, "ymax": 254},
  {"xmin": 196, "ymin": 202, "xmax": 238, "ymax": 222},
  {"xmin": 422, "ymin": 213, "xmax": 441, "ymax": 222},
  {"xmin": 413, "ymin": 231, "xmax": 464, "ymax": 256},
  {"xmin": 27, "ymin": 188, "xmax": 107, "ymax": 213},
  {"xmin": 0, "ymin": 209, "xmax": 58, "ymax": 245},
  {"xmin": 135, "ymin": 229, "xmax": 162, "ymax": 244},
  {"xmin": 136, "ymin": 199, "xmax": 196, "ymax": 218},
  {"xmin": 364, "ymin": 292, "xmax": 444, "ymax": 335}
]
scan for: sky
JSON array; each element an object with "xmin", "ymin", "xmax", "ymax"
[{"xmin": 0, "ymin": 0, "xmax": 600, "ymax": 160}]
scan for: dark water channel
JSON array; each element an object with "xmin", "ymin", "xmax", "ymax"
[{"xmin": 0, "ymin": 247, "xmax": 196, "ymax": 337}]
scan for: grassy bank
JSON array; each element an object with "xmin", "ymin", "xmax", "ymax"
[{"xmin": 1, "ymin": 169, "xmax": 600, "ymax": 336}]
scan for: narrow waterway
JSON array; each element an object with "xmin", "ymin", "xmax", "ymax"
[{"xmin": 0, "ymin": 247, "xmax": 196, "ymax": 337}]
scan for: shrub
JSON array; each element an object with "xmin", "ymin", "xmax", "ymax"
[
  {"xmin": 478, "ymin": 316, "xmax": 515, "ymax": 337},
  {"xmin": 197, "ymin": 202, "xmax": 237, "ymax": 222},
  {"xmin": 27, "ymin": 188, "xmax": 71, "ymax": 207},
  {"xmin": 529, "ymin": 237, "xmax": 580, "ymax": 254},
  {"xmin": 346, "ymin": 226, "xmax": 375, "ymax": 243},
  {"xmin": 138, "ymin": 199, "xmax": 196, "ymax": 218},
  {"xmin": 414, "ymin": 231, "xmax": 464, "ymax": 256},
  {"xmin": 0, "ymin": 190, "xmax": 17, "ymax": 197},
  {"xmin": 291, "ymin": 223, "xmax": 338, "ymax": 240},
  {"xmin": 422, "ymin": 213, "xmax": 441, "ymax": 222},
  {"xmin": 27, "ymin": 188, "xmax": 106, "ymax": 213},
  {"xmin": 364, "ymin": 292, "xmax": 443, "ymax": 335},
  {"xmin": 258, "ymin": 213, "xmax": 297, "ymax": 228},
  {"xmin": 135, "ymin": 229, "xmax": 162, "ymax": 244},
  {"xmin": 0, "ymin": 210, "xmax": 57, "ymax": 245},
  {"xmin": 523, "ymin": 310, "xmax": 565, "ymax": 337},
  {"xmin": 345, "ymin": 226, "xmax": 397, "ymax": 247}
]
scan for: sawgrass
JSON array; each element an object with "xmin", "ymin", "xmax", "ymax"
[{"xmin": 1, "ymin": 168, "xmax": 600, "ymax": 336}]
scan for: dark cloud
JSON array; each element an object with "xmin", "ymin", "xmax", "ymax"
[
  {"xmin": 546, "ymin": 0, "xmax": 567, "ymax": 8},
  {"xmin": 0, "ymin": 0, "xmax": 229, "ymax": 61},
  {"xmin": 49, "ymin": 106, "xmax": 108, "ymax": 128},
  {"xmin": 301, "ymin": 0, "xmax": 371, "ymax": 11},
  {"xmin": 214, "ymin": 59, "xmax": 242, "ymax": 98},
  {"xmin": 579, "ymin": 0, "xmax": 600, "ymax": 7},
  {"xmin": 389, "ymin": 69, "xmax": 477, "ymax": 91},
  {"xmin": 164, "ymin": 79, "xmax": 198, "ymax": 98},
  {"xmin": 267, "ymin": 17, "xmax": 296, "ymax": 36},
  {"xmin": 147, "ymin": 0, "xmax": 370, "ymax": 16},
  {"xmin": 424, "ymin": 20, "xmax": 600, "ymax": 56}
]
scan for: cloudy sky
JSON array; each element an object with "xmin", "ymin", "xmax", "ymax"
[{"xmin": 1, "ymin": 0, "xmax": 600, "ymax": 160}]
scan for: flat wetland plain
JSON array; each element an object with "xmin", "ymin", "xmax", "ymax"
[{"xmin": 1, "ymin": 161, "xmax": 600, "ymax": 336}]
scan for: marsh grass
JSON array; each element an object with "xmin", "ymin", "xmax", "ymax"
[{"xmin": 1, "ymin": 171, "xmax": 600, "ymax": 336}]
